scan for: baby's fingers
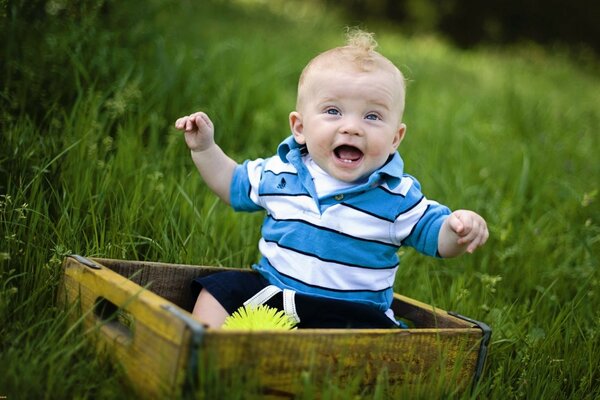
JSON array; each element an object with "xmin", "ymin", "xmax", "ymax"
[
  {"xmin": 463, "ymin": 223, "xmax": 489, "ymax": 253},
  {"xmin": 175, "ymin": 116, "xmax": 198, "ymax": 132},
  {"xmin": 174, "ymin": 117, "xmax": 188, "ymax": 130},
  {"xmin": 192, "ymin": 112, "xmax": 213, "ymax": 133},
  {"xmin": 447, "ymin": 213, "xmax": 465, "ymax": 235},
  {"xmin": 186, "ymin": 117, "xmax": 198, "ymax": 132}
]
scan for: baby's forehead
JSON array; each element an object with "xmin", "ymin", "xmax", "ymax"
[
  {"xmin": 300, "ymin": 59, "xmax": 404, "ymax": 100},
  {"xmin": 300, "ymin": 48, "xmax": 404, "ymax": 88}
]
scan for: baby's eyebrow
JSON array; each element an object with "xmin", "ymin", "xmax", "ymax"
[
  {"xmin": 315, "ymin": 98, "xmax": 341, "ymax": 110},
  {"xmin": 368, "ymin": 100, "xmax": 391, "ymax": 111},
  {"xmin": 317, "ymin": 97, "xmax": 339, "ymax": 104}
]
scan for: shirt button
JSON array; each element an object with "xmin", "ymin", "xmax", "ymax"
[{"xmin": 334, "ymin": 194, "xmax": 344, "ymax": 201}]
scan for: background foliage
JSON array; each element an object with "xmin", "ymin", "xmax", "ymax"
[
  {"xmin": 325, "ymin": 0, "xmax": 600, "ymax": 54},
  {"xmin": 1, "ymin": 0, "xmax": 599, "ymax": 398}
]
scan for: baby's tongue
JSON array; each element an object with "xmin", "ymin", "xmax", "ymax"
[{"xmin": 336, "ymin": 145, "xmax": 362, "ymax": 161}]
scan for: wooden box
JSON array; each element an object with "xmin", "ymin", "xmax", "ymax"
[{"xmin": 59, "ymin": 255, "xmax": 490, "ymax": 398}]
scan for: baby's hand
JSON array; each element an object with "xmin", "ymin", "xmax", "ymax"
[
  {"xmin": 175, "ymin": 111, "xmax": 215, "ymax": 152},
  {"xmin": 445, "ymin": 210, "xmax": 489, "ymax": 254}
]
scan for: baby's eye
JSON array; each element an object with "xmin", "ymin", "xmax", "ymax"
[
  {"xmin": 365, "ymin": 113, "xmax": 380, "ymax": 121},
  {"xmin": 325, "ymin": 108, "xmax": 340, "ymax": 116}
]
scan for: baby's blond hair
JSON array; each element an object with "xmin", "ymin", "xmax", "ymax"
[{"xmin": 344, "ymin": 27, "xmax": 377, "ymax": 52}]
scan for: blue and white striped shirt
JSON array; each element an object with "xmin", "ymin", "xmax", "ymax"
[{"xmin": 230, "ymin": 136, "xmax": 450, "ymax": 312}]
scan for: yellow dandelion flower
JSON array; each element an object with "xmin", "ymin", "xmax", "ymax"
[{"xmin": 222, "ymin": 305, "xmax": 297, "ymax": 330}]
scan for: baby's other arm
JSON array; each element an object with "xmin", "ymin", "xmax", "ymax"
[
  {"xmin": 437, "ymin": 210, "xmax": 489, "ymax": 257},
  {"xmin": 175, "ymin": 112, "xmax": 237, "ymax": 204}
]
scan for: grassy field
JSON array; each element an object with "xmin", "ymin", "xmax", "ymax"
[{"xmin": 1, "ymin": 0, "xmax": 599, "ymax": 398}]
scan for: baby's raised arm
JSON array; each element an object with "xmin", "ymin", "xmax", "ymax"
[
  {"xmin": 175, "ymin": 112, "xmax": 238, "ymax": 204},
  {"xmin": 437, "ymin": 210, "xmax": 489, "ymax": 257}
]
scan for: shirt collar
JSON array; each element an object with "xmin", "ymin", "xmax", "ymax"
[
  {"xmin": 277, "ymin": 135, "xmax": 303, "ymax": 161},
  {"xmin": 277, "ymin": 135, "xmax": 404, "ymax": 189}
]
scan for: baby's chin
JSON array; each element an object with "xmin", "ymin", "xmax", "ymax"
[{"xmin": 326, "ymin": 164, "xmax": 372, "ymax": 184}]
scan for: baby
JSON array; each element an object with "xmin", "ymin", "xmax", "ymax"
[{"xmin": 175, "ymin": 30, "xmax": 488, "ymax": 328}]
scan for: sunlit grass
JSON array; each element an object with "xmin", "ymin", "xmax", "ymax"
[{"xmin": 1, "ymin": 0, "xmax": 599, "ymax": 398}]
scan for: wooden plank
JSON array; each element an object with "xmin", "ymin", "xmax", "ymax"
[
  {"xmin": 201, "ymin": 328, "xmax": 482, "ymax": 395},
  {"xmin": 91, "ymin": 258, "xmax": 252, "ymax": 311},
  {"xmin": 391, "ymin": 293, "xmax": 474, "ymax": 328}
]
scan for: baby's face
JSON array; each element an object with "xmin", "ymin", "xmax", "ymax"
[{"xmin": 290, "ymin": 66, "xmax": 406, "ymax": 183}]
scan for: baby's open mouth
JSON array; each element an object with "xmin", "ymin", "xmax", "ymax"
[{"xmin": 334, "ymin": 145, "xmax": 363, "ymax": 164}]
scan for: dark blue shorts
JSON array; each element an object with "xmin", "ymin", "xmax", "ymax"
[
  {"xmin": 191, "ymin": 270, "xmax": 270, "ymax": 315},
  {"xmin": 191, "ymin": 271, "xmax": 398, "ymax": 329}
]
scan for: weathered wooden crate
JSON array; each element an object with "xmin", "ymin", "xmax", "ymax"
[{"xmin": 59, "ymin": 255, "xmax": 490, "ymax": 398}]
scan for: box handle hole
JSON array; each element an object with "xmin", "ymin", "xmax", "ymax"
[{"xmin": 94, "ymin": 297, "xmax": 135, "ymax": 341}]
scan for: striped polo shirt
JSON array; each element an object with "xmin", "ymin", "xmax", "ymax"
[{"xmin": 230, "ymin": 136, "xmax": 450, "ymax": 312}]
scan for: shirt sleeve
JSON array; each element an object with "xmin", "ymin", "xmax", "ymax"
[
  {"xmin": 230, "ymin": 158, "xmax": 266, "ymax": 212},
  {"xmin": 394, "ymin": 176, "xmax": 451, "ymax": 257},
  {"xmin": 402, "ymin": 202, "xmax": 450, "ymax": 257}
]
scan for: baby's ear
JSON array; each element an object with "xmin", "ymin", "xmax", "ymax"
[
  {"xmin": 289, "ymin": 111, "xmax": 306, "ymax": 145},
  {"xmin": 390, "ymin": 123, "xmax": 406, "ymax": 152}
]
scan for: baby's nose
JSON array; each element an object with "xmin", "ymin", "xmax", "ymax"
[{"xmin": 340, "ymin": 117, "xmax": 363, "ymax": 135}]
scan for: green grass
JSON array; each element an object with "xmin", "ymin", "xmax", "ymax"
[{"xmin": 1, "ymin": 0, "xmax": 599, "ymax": 398}]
